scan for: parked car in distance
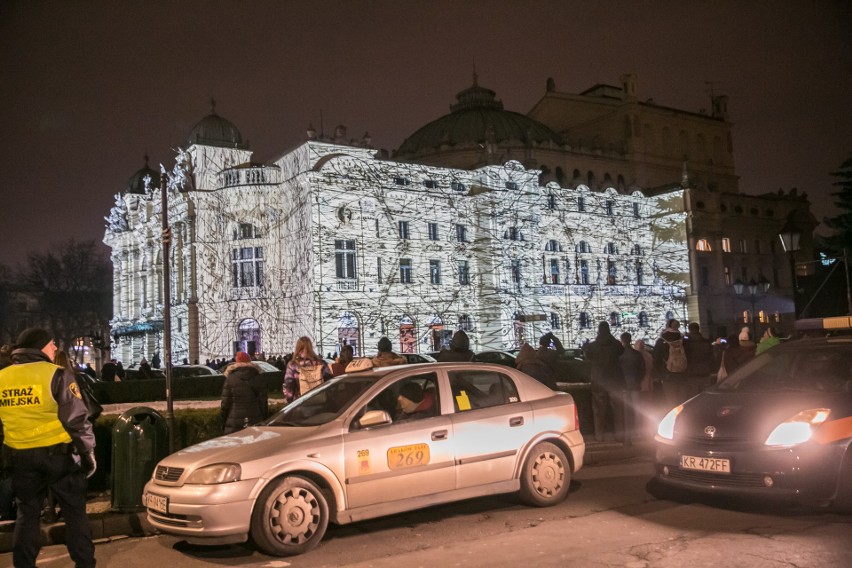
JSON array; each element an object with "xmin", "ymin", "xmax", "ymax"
[
  {"xmin": 653, "ymin": 335, "xmax": 852, "ymax": 512},
  {"xmin": 251, "ymin": 360, "xmax": 283, "ymax": 373},
  {"xmin": 123, "ymin": 368, "xmax": 165, "ymax": 380},
  {"xmin": 143, "ymin": 361, "xmax": 585, "ymax": 556},
  {"xmin": 471, "ymin": 350, "xmax": 517, "ymax": 368},
  {"xmin": 171, "ymin": 365, "xmax": 217, "ymax": 378},
  {"xmin": 402, "ymin": 353, "xmax": 437, "ymax": 364}
]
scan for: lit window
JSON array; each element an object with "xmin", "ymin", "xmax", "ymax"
[
  {"xmin": 721, "ymin": 238, "xmax": 731, "ymax": 253},
  {"xmin": 696, "ymin": 239, "xmax": 712, "ymax": 252}
]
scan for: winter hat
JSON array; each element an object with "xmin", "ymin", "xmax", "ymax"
[
  {"xmin": 235, "ymin": 351, "xmax": 252, "ymax": 363},
  {"xmin": 377, "ymin": 337, "xmax": 393, "ymax": 353},
  {"xmin": 16, "ymin": 328, "xmax": 52, "ymax": 350}
]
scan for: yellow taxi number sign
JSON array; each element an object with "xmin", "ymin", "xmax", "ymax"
[{"xmin": 387, "ymin": 443, "xmax": 430, "ymax": 470}]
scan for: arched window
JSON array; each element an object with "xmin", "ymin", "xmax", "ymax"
[
  {"xmin": 638, "ymin": 311, "xmax": 649, "ymax": 327},
  {"xmin": 545, "ymin": 239, "xmax": 560, "ymax": 252},
  {"xmin": 696, "ymin": 239, "xmax": 712, "ymax": 252},
  {"xmin": 577, "ymin": 241, "xmax": 591, "ymax": 253}
]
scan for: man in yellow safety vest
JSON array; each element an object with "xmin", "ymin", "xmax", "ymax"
[{"xmin": 0, "ymin": 328, "xmax": 96, "ymax": 568}]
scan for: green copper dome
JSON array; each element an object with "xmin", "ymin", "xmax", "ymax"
[
  {"xmin": 186, "ymin": 101, "xmax": 248, "ymax": 149},
  {"xmin": 125, "ymin": 155, "xmax": 160, "ymax": 194},
  {"xmin": 396, "ymin": 76, "xmax": 561, "ymax": 158}
]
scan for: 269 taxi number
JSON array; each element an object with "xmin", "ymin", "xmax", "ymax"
[{"xmin": 387, "ymin": 443, "xmax": 430, "ymax": 470}]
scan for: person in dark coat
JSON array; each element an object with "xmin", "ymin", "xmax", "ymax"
[
  {"xmin": 436, "ymin": 330, "xmax": 475, "ymax": 362},
  {"xmin": 331, "ymin": 345, "xmax": 354, "ymax": 376},
  {"xmin": 684, "ymin": 322, "xmax": 715, "ymax": 395},
  {"xmin": 583, "ymin": 321, "xmax": 625, "ymax": 442},
  {"xmin": 100, "ymin": 359, "xmax": 119, "ymax": 381},
  {"xmin": 515, "ymin": 343, "xmax": 555, "ymax": 388},
  {"xmin": 221, "ymin": 352, "xmax": 268, "ymax": 434},
  {"xmin": 653, "ymin": 319, "xmax": 687, "ymax": 407},
  {"xmin": 619, "ymin": 332, "xmax": 645, "ymax": 441}
]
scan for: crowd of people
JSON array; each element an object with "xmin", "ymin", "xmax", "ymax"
[{"xmin": 0, "ymin": 318, "xmax": 784, "ymax": 567}]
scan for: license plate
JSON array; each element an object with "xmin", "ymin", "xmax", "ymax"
[
  {"xmin": 680, "ymin": 454, "xmax": 730, "ymax": 474},
  {"xmin": 144, "ymin": 492, "xmax": 168, "ymax": 513}
]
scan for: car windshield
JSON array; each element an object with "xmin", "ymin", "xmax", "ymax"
[
  {"xmin": 262, "ymin": 376, "xmax": 378, "ymax": 426},
  {"xmin": 717, "ymin": 344, "xmax": 852, "ymax": 393}
]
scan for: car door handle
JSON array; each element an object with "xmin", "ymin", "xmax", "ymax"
[
  {"xmin": 431, "ymin": 430, "xmax": 448, "ymax": 441},
  {"xmin": 509, "ymin": 417, "xmax": 524, "ymax": 427}
]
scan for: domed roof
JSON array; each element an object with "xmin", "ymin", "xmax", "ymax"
[
  {"xmin": 125, "ymin": 155, "xmax": 159, "ymax": 194},
  {"xmin": 186, "ymin": 100, "xmax": 248, "ymax": 149},
  {"xmin": 396, "ymin": 75, "xmax": 561, "ymax": 158}
]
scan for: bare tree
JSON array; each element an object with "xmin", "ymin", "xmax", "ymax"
[{"xmin": 23, "ymin": 239, "xmax": 112, "ymax": 353}]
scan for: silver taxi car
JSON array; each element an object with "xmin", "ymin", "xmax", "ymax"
[{"xmin": 143, "ymin": 361, "xmax": 585, "ymax": 556}]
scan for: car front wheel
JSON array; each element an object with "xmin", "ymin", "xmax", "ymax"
[
  {"xmin": 250, "ymin": 475, "xmax": 329, "ymax": 556},
  {"xmin": 519, "ymin": 441, "xmax": 571, "ymax": 506}
]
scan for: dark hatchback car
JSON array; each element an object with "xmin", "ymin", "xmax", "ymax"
[
  {"xmin": 471, "ymin": 350, "xmax": 517, "ymax": 368},
  {"xmin": 654, "ymin": 336, "xmax": 852, "ymax": 511}
]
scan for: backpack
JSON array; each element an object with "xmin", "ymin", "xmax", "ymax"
[
  {"xmin": 298, "ymin": 363, "xmax": 325, "ymax": 395},
  {"xmin": 664, "ymin": 338, "xmax": 688, "ymax": 373}
]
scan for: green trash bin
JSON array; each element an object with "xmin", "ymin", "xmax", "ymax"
[{"xmin": 111, "ymin": 406, "xmax": 169, "ymax": 512}]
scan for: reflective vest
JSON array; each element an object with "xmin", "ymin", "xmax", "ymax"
[{"xmin": 0, "ymin": 361, "xmax": 72, "ymax": 449}]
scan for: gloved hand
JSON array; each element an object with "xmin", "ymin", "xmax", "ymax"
[{"xmin": 81, "ymin": 451, "xmax": 97, "ymax": 479}]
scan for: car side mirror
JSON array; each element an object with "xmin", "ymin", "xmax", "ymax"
[{"xmin": 358, "ymin": 409, "xmax": 392, "ymax": 428}]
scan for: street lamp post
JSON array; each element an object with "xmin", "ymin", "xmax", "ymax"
[
  {"xmin": 733, "ymin": 277, "xmax": 770, "ymax": 343},
  {"xmin": 160, "ymin": 172, "xmax": 176, "ymax": 454},
  {"xmin": 778, "ymin": 216, "xmax": 801, "ymax": 319}
]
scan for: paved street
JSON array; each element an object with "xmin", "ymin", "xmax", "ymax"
[{"xmin": 7, "ymin": 456, "xmax": 850, "ymax": 567}]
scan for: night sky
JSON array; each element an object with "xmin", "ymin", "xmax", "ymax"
[{"xmin": 1, "ymin": 1, "xmax": 850, "ymax": 267}]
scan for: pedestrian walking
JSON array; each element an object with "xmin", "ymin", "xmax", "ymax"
[
  {"xmin": 0, "ymin": 328, "xmax": 96, "ymax": 568},
  {"xmin": 684, "ymin": 322, "xmax": 715, "ymax": 394}
]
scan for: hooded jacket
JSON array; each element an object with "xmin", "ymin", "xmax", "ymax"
[
  {"xmin": 221, "ymin": 362, "xmax": 268, "ymax": 433},
  {"xmin": 437, "ymin": 331, "xmax": 475, "ymax": 362}
]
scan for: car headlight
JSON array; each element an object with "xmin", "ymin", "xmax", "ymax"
[
  {"xmin": 185, "ymin": 463, "xmax": 242, "ymax": 484},
  {"xmin": 657, "ymin": 404, "xmax": 683, "ymax": 440},
  {"xmin": 764, "ymin": 408, "xmax": 831, "ymax": 447}
]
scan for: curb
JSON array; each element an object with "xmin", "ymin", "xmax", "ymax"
[
  {"xmin": 0, "ymin": 509, "xmax": 154, "ymax": 554},
  {"xmin": 0, "ymin": 440, "xmax": 653, "ymax": 553}
]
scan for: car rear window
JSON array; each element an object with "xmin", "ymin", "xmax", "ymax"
[{"xmin": 718, "ymin": 345, "xmax": 852, "ymax": 393}]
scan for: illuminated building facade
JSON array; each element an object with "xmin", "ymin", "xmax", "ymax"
[
  {"xmin": 104, "ymin": 110, "xmax": 688, "ymax": 365},
  {"xmin": 394, "ymin": 74, "xmax": 816, "ymax": 337}
]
